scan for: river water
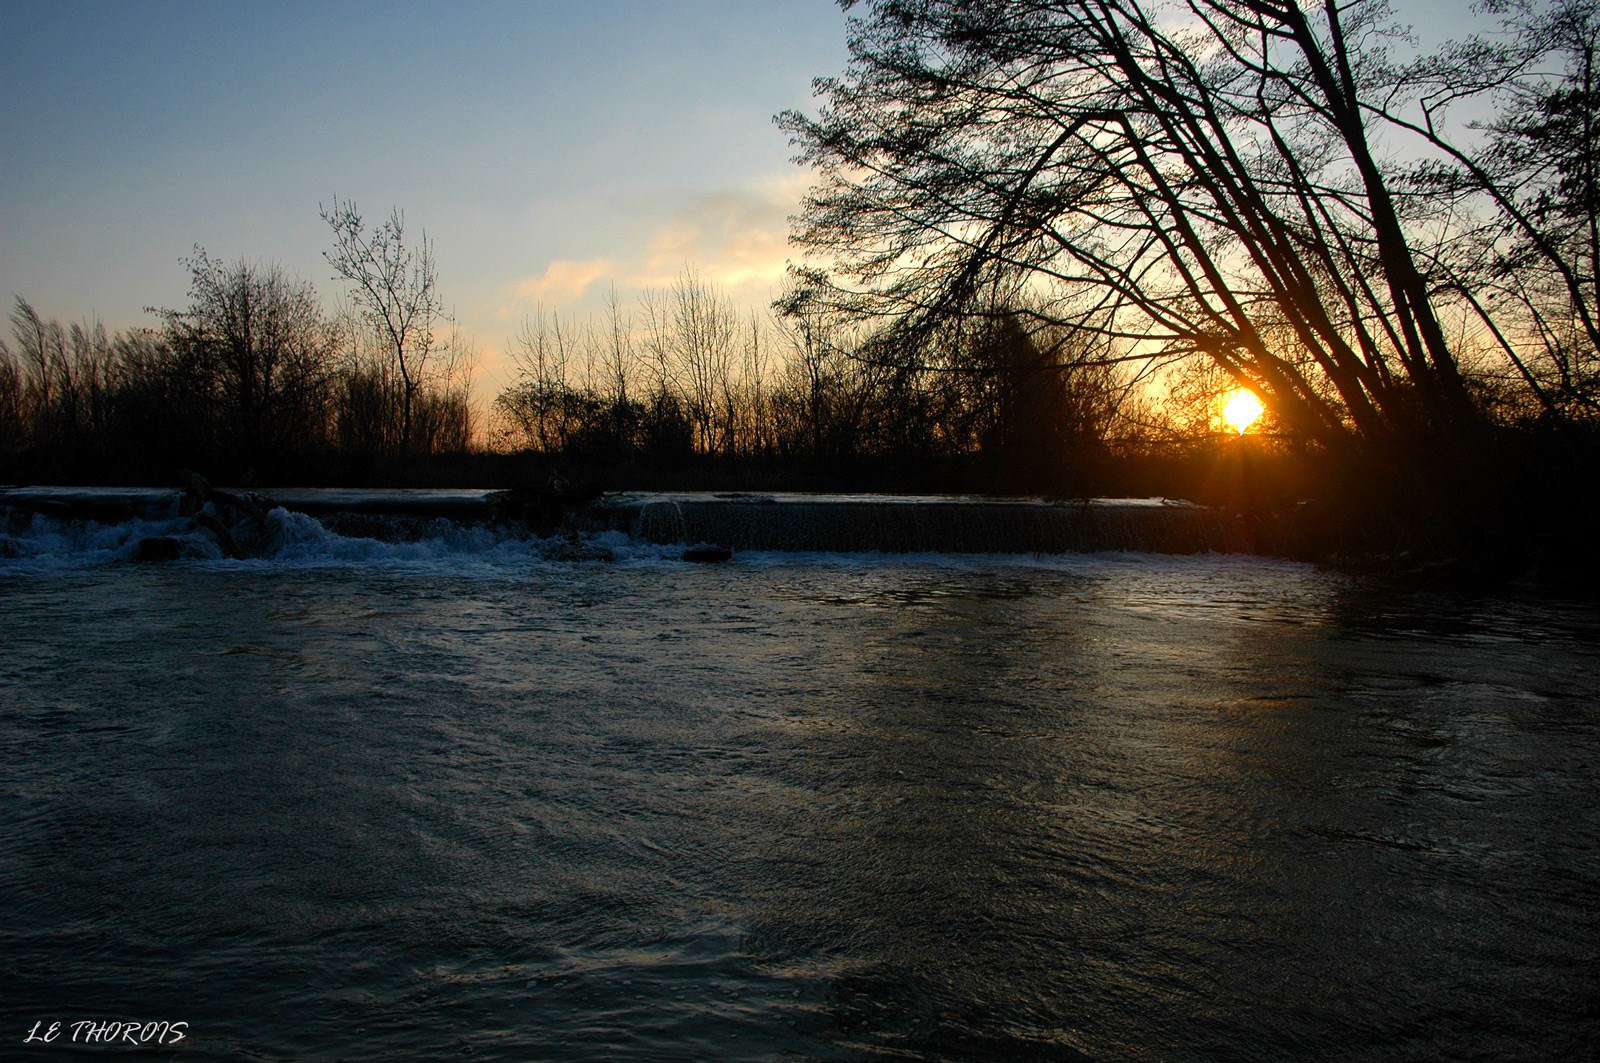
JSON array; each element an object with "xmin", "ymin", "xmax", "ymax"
[{"xmin": 2, "ymin": 510, "xmax": 1597, "ymax": 1060}]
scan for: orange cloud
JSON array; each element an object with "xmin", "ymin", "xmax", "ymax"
[
  {"xmin": 504, "ymin": 258, "xmax": 613, "ymax": 312},
  {"xmin": 633, "ymin": 174, "xmax": 809, "ymax": 297}
]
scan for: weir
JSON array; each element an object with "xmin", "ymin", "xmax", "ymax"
[
  {"xmin": 0, "ymin": 486, "xmax": 1255, "ymax": 556},
  {"xmin": 576, "ymin": 492, "xmax": 1247, "ymax": 554}
]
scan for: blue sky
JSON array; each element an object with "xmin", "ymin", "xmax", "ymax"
[
  {"xmin": 1, "ymin": 0, "xmax": 851, "ymax": 390},
  {"xmin": 0, "ymin": 0, "xmax": 1493, "ymax": 399}
]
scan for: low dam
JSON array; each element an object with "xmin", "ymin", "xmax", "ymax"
[
  {"xmin": 579, "ymin": 492, "xmax": 1250, "ymax": 553},
  {"xmin": 0, "ymin": 485, "xmax": 1256, "ymax": 558}
]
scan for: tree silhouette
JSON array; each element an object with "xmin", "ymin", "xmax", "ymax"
[
  {"xmin": 1432, "ymin": 0, "xmax": 1600, "ymax": 419},
  {"xmin": 322, "ymin": 197, "xmax": 445, "ymax": 458},
  {"xmin": 780, "ymin": 0, "xmax": 1598, "ymax": 463},
  {"xmin": 155, "ymin": 250, "xmax": 338, "ymax": 475}
]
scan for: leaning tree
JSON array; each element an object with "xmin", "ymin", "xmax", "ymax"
[{"xmin": 780, "ymin": 0, "xmax": 1600, "ymax": 461}]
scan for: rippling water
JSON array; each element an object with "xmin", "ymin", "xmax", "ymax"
[{"xmin": 3, "ymin": 532, "xmax": 1598, "ymax": 1060}]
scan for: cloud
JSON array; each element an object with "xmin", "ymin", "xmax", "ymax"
[
  {"xmin": 487, "ymin": 172, "xmax": 814, "ymax": 334},
  {"xmin": 632, "ymin": 173, "xmax": 811, "ymax": 298},
  {"xmin": 468, "ymin": 173, "xmax": 820, "ymax": 405},
  {"xmin": 502, "ymin": 258, "xmax": 613, "ymax": 314}
]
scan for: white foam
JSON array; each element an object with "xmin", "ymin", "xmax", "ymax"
[{"xmin": 1, "ymin": 511, "xmax": 221, "ymax": 571}]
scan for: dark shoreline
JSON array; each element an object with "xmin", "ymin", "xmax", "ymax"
[{"xmin": 6, "ymin": 419, "xmax": 1595, "ymax": 589}]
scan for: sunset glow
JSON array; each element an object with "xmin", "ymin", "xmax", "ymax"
[{"xmin": 1221, "ymin": 389, "xmax": 1265, "ymax": 435}]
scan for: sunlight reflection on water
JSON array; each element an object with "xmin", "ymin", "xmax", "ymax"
[{"xmin": 2, "ymin": 553, "xmax": 1597, "ymax": 1060}]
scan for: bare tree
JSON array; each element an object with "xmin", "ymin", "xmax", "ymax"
[
  {"xmin": 639, "ymin": 269, "xmax": 740, "ymax": 454},
  {"xmin": 322, "ymin": 196, "xmax": 445, "ymax": 456},
  {"xmin": 737, "ymin": 311, "xmax": 774, "ymax": 455},
  {"xmin": 6, "ymin": 298, "xmax": 127, "ymax": 465},
  {"xmin": 495, "ymin": 307, "xmax": 580, "ymax": 453},
  {"xmin": 671, "ymin": 268, "xmax": 739, "ymax": 454},
  {"xmin": 772, "ymin": 301, "xmax": 882, "ymax": 461},
  {"xmin": 779, "ymin": 0, "xmax": 1595, "ymax": 459},
  {"xmin": 154, "ymin": 249, "xmax": 339, "ymax": 472},
  {"xmin": 0, "ymin": 335, "xmax": 22, "ymax": 464},
  {"xmin": 9, "ymin": 297, "xmax": 58, "ymax": 416},
  {"xmin": 600, "ymin": 283, "xmax": 634, "ymax": 411},
  {"xmin": 1407, "ymin": 0, "xmax": 1600, "ymax": 419},
  {"xmin": 414, "ymin": 319, "xmax": 477, "ymax": 454}
]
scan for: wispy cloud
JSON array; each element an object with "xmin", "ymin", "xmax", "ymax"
[
  {"xmin": 500, "ymin": 258, "xmax": 614, "ymax": 316},
  {"xmin": 632, "ymin": 173, "xmax": 811, "ymax": 299},
  {"xmin": 477, "ymin": 172, "xmax": 814, "ymax": 388}
]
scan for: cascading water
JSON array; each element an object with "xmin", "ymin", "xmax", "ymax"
[{"xmin": 632, "ymin": 498, "xmax": 689, "ymax": 545}]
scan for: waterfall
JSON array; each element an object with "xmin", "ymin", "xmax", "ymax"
[{"xmin": 633, "ymin": 500, "xmax": 688, "ymax": 545}]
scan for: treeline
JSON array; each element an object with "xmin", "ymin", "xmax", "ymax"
[
  {"xmin": 2, "ymin": 253, "xmax": 1250, "ymax": 495},
  {"xmin": 489, "ymin": 271, "xmax": 1201, "ymax": 494},
  {"xmin": 0, "ymin": 256, "xmax": 1321, "ymax": 498},
  {"xmin": 744, "ymin": 0, "xmax": 1600, "ymax": 570},
  {"xmin": 1, "ymin": 203, "xmax": 474, "ymax": 486},
  {"xmin": 0, "ymin": 277, "xmax": 471, "ymax": 486}
]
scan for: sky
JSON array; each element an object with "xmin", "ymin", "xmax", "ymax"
[
  {"xmin": 0, "ymin": 0, "xmax": 852, "ymax": 397},
  {"xmin": 0, "ymin": 0, "xmax": 1494, "ymax": 405}
]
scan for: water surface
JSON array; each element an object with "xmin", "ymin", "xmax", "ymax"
[{"xmin": 3, "ymin": 530, "xmax": 1597, "ymax": 1060}]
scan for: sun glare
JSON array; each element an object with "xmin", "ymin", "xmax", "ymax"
[{"xmin": 1221, "ymin": 389, "xmax": 1264, "ymax": 435}]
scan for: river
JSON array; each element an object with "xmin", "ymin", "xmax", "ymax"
[{"xmin": 2, "ymin": 504, "xmax": 1597, "ymax": 1059}]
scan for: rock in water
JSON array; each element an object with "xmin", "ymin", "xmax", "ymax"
[
  {"xmin": 133, "ymin": 536, "xmax": 183, "ymax": 562},
  {"xmin": 681, "ymin": 543, "xmax": 732, "ymax": 563}
]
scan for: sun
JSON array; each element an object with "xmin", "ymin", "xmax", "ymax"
[{"xmin": 1221, "ymin": 388, "xmax": 1265, "ymax": 435}]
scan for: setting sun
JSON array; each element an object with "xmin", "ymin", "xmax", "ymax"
[{"xmin": 1221, "ymin": 388, "xmax": 1265, "ymax": 435}]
